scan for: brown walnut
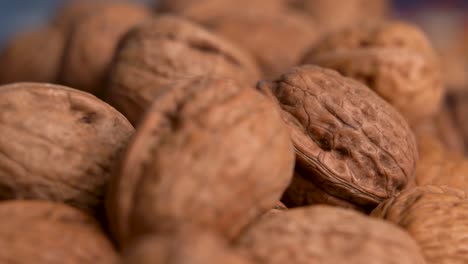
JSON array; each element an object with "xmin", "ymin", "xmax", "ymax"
[
  {"xmin": 123, "ymin": 227, "xmax": 253, "ymax": 264},
  {"xmin": 0, "ymin": 200, "xmax": 118, "ymax": 264},
  {"xmin": 0, "ymin": 27, "xmax": 65, "ymax": 84},
  {"xmin": 106, "ymin": 15, "xmax": 261, "ymax": 125},
  {"xmin": 0, "ymin": 83, "xmax": 134, "ymax": 215},
  {"xmin": 302, "ymin": 21, "xmax": 443, "ymax": 122},
  {"xmin": 259, "ymin": 65, "xmax": 418, "ymax": 212},
  {"xmin": 106, "ymin": 77, "xmax": 294, "ymax": 247},
  {"xmin": 236, "ymin": 205, "xmax": 426, "ymax": 264},
  {"xmin": 60, "ymin": 2, "xmax": 151, "ymax": 96},
  {"xmin": 372, "ymin": 185, "xmax": 468, "ymax": 264},
  {"xmin": 204, "ymin": 11, "xmax": 319, "ymax": 78}
]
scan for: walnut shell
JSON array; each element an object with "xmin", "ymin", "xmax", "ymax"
[
  {"xmin": 60, "ymin": 3, "xmax": 151, "ymax": 96},
  {"xmin": 204, "ymin": 11, "xmax": 319, "ymax": 78},
  {"xmin": 286, "ymin": 0, "xmax": 389, "ymax": 32},
  {"xmin": 259, "ymin": 65, "xmax": 418, "ymax": 211},
  {"xmin": 414, "ymin": 135, "xmax": 468, "ymax": 190},
  {"xmin": 52, "ymin": 0, "xmax": 108, "ymax": 34},
  {"xmin": 371, "ymin": 185, "xmax": 468, "ymax": 264},
  {"xmin": 0, "ymin": 27, "xmax": 65, "ymax": 84},
  {"xmin": 106, "ymin": 15, "xmax": 261, "ymax": 125},
  {"xmin": 106, "ymin": 77, "xmax": 294, "ymax": 247},
  {"xmin": 0, "ymin": 200, "xmax": 118, "ymax": 264},
  {"xmin": 123, "ymin": 228, "xmax": 253, "ymax": 264},
  {"xmin": 0, "ymin": 83, "xmax": 134, "ymax": 215},
  {"xmin": 303, "ymin": 21, "xmax": 443, "ymax": 122},
  {"xmin": 236, "ymin": 205, "xmax": 426, "ymax": 264},
  {"xmin": 448, "ymin": 90, "xmax": 468, "ymax": 153}
]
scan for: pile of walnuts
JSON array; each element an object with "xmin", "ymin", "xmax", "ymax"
[{"xmin": 0, "ymin": 0, "xmax": 467, "ymax": 263}]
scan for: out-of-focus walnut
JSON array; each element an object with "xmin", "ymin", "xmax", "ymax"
[
  {"xmin": 106, "ymin": 15, "xmax": 261, "ymax": 125},
  {"xmin": 413, "ymin": 134, "xmax": 468, "ymax": 190},
  {"xmin": 52, "ymin": 0, "xmax": 108, "ymax": 35},
  {"xmin": 448, "ymin": 90, "xmax": 468, "ymax": 153},
  {"xmin": 0, "ymin": 27, "xmax": 65, "ymax": 84},
  {"xmin": 123, "ymin": 228, "xmax": 253, "ymax": 264},
  {"xmin": 106, "ymin": 77, "xmax": 294, "ymax": 247},
  {"xmin": 236, "ymin": 205, "xmax": 426, "ymax": 264},
  {"xmin": 286, "ymin": 0, "xmax": 390, "ymax": 32},
  {"xmin": 204, "ymin": 11, "xmax": 319, "ymax": 78},
  {"xmin": 372, "ymin": 185, "xmax": 468, "ymax": 264},
  {"xmin": 259, "ymin": 65, "xmax": 418, "ymax": 212},
  {"xmin": 303, "ymin": 21, "xmax": 443, "ymax": 123},
  {"xmin": 60, "ymin": 2, "xmax": 151, "ymax": 96},
  {"xmin": 0, "ymin": 83, "xmax": 134, "ymax": 215},
  {"xmin": 0, "ymin": 200, "xmax": 118, "ymax": 264}
]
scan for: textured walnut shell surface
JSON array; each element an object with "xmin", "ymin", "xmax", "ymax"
[
  {"xmin": 60, "ymin": 3, "xmax": 151, "ymax": 96},
  {"xmin": 205, "ymin": 11, "xmax": 319, "ymax": 78},
  {"xmin": 0, "ymin": 83, "xmax": 134, "ymax": 214},
  {"xmin": 236, "ymin": 205, "xmax": 426, "ymax": 264},
  {"xmin": 0, "ymin": 200, "xmax": 118, "ymax": 264},
  {"xmin": 259, "ymin": 65, "xmax": 417, "ymax": 210},
  {"xmin": 106, "ymin": 77, "xmax": 294, "ymax": 247},
  {"xmin": 123, "ymin": 228, "xmax": 253, "ymax": 264},
  {"xmin": 414, "ymin": 135, "xmax": 468, "ymax": 189},
  {"xmin": 303, "ymin": 22, "xmax": 443, "ymax": 122},
  {"xmin": 286, "ymin": 0, "xmax": 389, "ymax": 32},
  {"xmin": 156, "ymin": 0, "xmax": 284, "ymax": 23},
  {"xmin": 371, "ymin": 186, "xmax": 468, "ymax": 264},
  {"xmin": 106, "ymin": 15, "xmax": 261, "ymax": 125},
  {"xmin": 0, "ymin": 27, "xmax": 65, "ymax": 84}
]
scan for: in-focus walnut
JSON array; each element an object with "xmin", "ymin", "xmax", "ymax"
[
  {"xmin": 258, "ymin": 65, "xmax": 418, "ymax": 212},
  {"xmin": 303, "ymin": 21, "xmax": 443, "ymax": 123},
  {"xmin": 156, "ymin": 0, "xmax": 284, "ymax": 23},
  {"xmin": 286, "ymin": 0, "xmax": 390, "ymax": 32},
  {"xmin": 372, "ymin": 185, "xmax": 468, "ymax": 264},
  {"xmin": 0, "ymin": 83, "xmax": 134, "ymax": 215},
  {"xmin": 204, "ymin": 11, "xmax": 319, "ymax": 78},
  {"xmin": 106, "ymin": 15, "xmax": 261, "ymax": 125},
  {"xmin": 60, "ymin": 2, "xmax": 151, "ymax": 96},
  {"xmin": 106, "ymin": 77, "xmax": 294, "ymax": 247},
  {"xmin": 0, "ymin": 27, "xmax": 65, "ymax": 84},
  {"xmin": 236, "ymin": 205, "xmax": 426, "ymax": 264},
  {"xmin": 0, "ymin": 200, "xmax": 118, "ymax": 264},
  {"xmin": 413, "ymin": 134, "xmax": 468, "ymax": 190},
  {"xmin": 123, "ymin": 228, "xmax": 253, "ymax": 264}
]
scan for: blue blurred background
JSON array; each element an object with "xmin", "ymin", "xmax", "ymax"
[{"xmin": 0, "ymin": 0, "xmax": 467, "ymax": 48}]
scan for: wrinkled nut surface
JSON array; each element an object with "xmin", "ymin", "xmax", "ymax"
[
  {"xmin": 236, "ymin": 205, "xmax": 426, "ymax": 264},
  {"xmin": 205, "ymin": 11, "xmax": 319, "ymax": 78},
  {"xmin": 0, "ymin": 200, "xmax": 118, "ymax": 264},
  {"xmin": 106, "ymin": 15, "xmax": 261, "ymax": 125},
  {"xmin": 303, "ymin": 21, "xmax": 443, "ymax": 122},
  {"xmin": 413, "ymin": 135, "xmax": 468, "ymax": 190},
  {"xmin": 287, "ymin": 0, "xmax": 389, "ymax": 32},
  {"xmin": 123, "ymin": 228, "xmax": 253, "ymax": 264},
  {"xmin": 106, "ymin": 77, "xmax": 294, "ymax": 247},
  {"xmin": 259, "ymin": 65, "xmax": 418, "ymax": 211},
  {"xmin": 0, "ymin": 83, "xmax": 134, "ymax": 214},
  {"xmin": 372, "ymin": 185, "xmax": 468, "ymax": 264},
  {"xmin": 60, "ymin": 3, "xmax": 151, "ymax": 96},
  {"xmin": 0, "ymin": 27, "xmax": 65, "ymax": 84}
]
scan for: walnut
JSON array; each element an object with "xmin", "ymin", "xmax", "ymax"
[
  {"xmin": 60, "ymin": 2, "xmax": 151, "ymax": 96},
  {"xmin": 204, "ymin": 11, "xmax": 319, "ymax": 78},
  {"xmin": 123, "ymin": 228, "xmax": 253, "ymax": 264},
  {"xmin": 0, "ymin": 200, "xmax": 118, "ymax": 264},
  {"xmin": 372, "ymin": 185, "xmax": 468, "ymax": 264},
  {"xmin": 0, "ymin": 27, "xmax": 65, "ymax": 84},
  {"xmin": 0, "ymin": 83, "xmax": 134, "ymax": 215},
  {"xmin": 286, "ymin": 0, "xmax": 390, "ymax": 32},
  {"xmin": 413, "ymin": 134, "xmax": 468, "ymax": 190},
  {"xmin": 106, "ymin": 77, "xmax": 294, "ymax": 247},
  {"xmin": 106, "ymin": 15, "xmax": 261, "ymax": 125},
  {"xmin": 258, "ymin": 65, "xmax": 418, "ymax": 212},
  {"xmin": 236, "ymin": 205, "xmax": 426, "ymax": 264},
  {"xmin": 447, "ymin": 90, "xmax": 468, "ymax": 153},
  {"xmin": 302, "ymin": 21, "xmax": 443, "ymax": 123},
  {"xmin": 52, "ymin": 0, "xmax": 108, "ymax": 35}
]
